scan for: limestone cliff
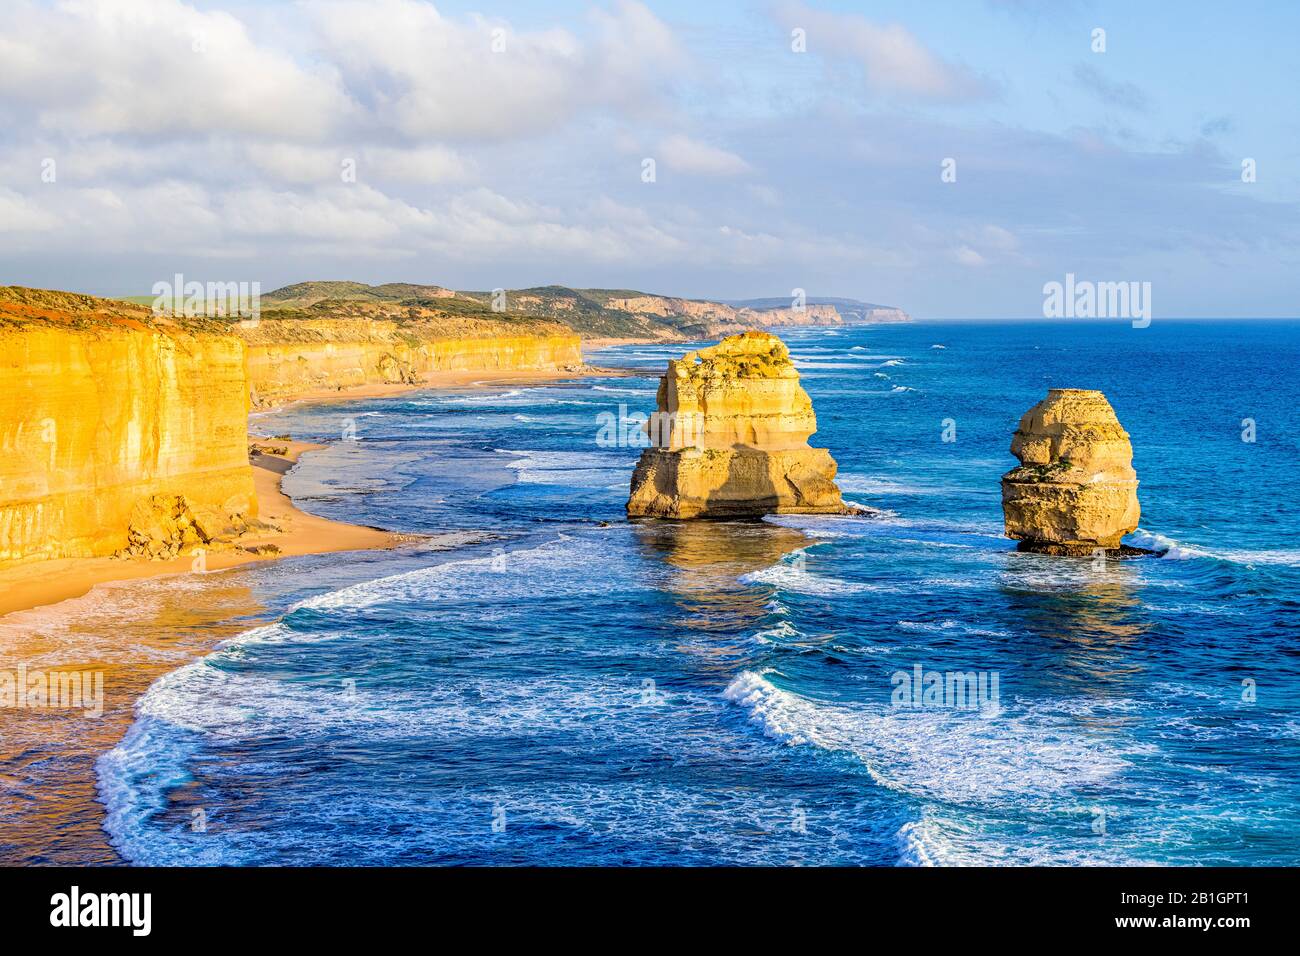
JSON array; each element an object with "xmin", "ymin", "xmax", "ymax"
[
  {"xmin": 236, "ymin": 313, "xmax": 583, "ymax": 406},
  {"xmin": 627, "ymin": 331, "xmax": 851, "ymax": 519},
  {"xmin": 0, "ymin": 288, "xmax": 256, "ymax": 566},
  {"xmin": 605, "ymin": 295, "xmax": 841, "ymax": 333},
  {"xmin": 1001, "ymin": 388, "xmax": 1140, "ymax": 555}
]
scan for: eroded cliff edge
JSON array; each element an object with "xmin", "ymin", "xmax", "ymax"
[
  {"xmin": 236, "ymin": 309, "xmax": 582, "ymax": 407},
  {"xmin": 0, "ymin": 287, "xmax": 587, "ymax": 569},
  {"xmin": 627, "ymin": 331, "xmax": 851, "ymax": 519},
  {"xmin": 0, "ymin": 288, "xmax": 257, "ymax": 566}
]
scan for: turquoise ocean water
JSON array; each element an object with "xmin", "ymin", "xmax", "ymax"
[{"xmin": 90, "ymin": 320, "xmax": 1300, "ymax": 865}]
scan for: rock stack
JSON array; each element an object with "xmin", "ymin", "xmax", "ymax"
[
  {"xmin": 1001, "ymin": 388, "xmax": 1140, "ymax": 555},
  {"xmin": 627, "ymin": 331, "xmax": 852, "ymax": 519}
]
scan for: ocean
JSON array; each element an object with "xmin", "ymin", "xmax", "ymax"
[{"xmin": 29, "ymin": 320, "xmax": 1300, "ymax": 866}]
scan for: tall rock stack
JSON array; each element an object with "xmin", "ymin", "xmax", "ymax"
[
  {"xmin": 1001, "ymin": 388, "xmax": 1140, "ymax": 555},
  {"xmin": 627, "ymin": 331, "xmax": 851, "ymax": 519}
]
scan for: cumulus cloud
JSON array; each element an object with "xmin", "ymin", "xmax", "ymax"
[
  {"xmin": 0, "ymin": 0, "xmax": 683, "ymax": 146},
  {"xmin": 775, "ymin": 1, "xmax": 992, "ymax": 102},
  {"xmin": 0, "ymin": 189, "xmax": 60, "ymax": 233},
  {"xmin": 657, "ymin": 135, "xmax": 752, "ymax": 176},
  {"xmin": 0, "ymin": 0, "xmax": 354, "ymax": 140},
  {"xmin": 245, "ymin": 144, "xmax": 471, "ymax": 186},
  {"xmin": 309, "ymin": 0, "xmax": 682, "ymax": 140}
]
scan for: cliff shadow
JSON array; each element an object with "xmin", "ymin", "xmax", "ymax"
[{"xmin": 699, "ymin": 447, "xmax": 783, "ymax": 518}]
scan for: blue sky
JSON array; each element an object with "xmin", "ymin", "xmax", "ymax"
[{"xmin": 1, "ymin": 0, "xmax": 1296, "ymax": 316}]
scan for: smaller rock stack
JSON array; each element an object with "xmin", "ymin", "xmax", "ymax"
[
  {"xmin": 1001, "ymin": 388, "xmax": 1140, "ymax": 555},
  {"xmin": 627, "ymin": 331, "xmax": 852, "ymax": 519}
]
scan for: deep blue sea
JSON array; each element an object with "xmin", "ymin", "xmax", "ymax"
[{"xmin": 95, "ymin": 321, "xmax": 1300, "ymax": 865}]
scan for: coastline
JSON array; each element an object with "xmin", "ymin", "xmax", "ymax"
[
  {"xmin": 0, "ymin": 440, "xmax": 402, "ymax": 620},
  {"xmin": 251, "ymin": 362, "xmax": 633, "ymax": 411},
  {"xmin": 0, "ymin": 366, "xmax": 607, "ymax": 864},
  {"xmin": 0, "ymin": 363, "xmax": 619, "ymax": 620}
]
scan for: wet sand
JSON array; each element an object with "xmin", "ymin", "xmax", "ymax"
[{"xmin": 0, "ymin": 441, "xmax": 402, "ymax": 619}]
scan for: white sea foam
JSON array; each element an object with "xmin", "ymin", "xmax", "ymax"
[
  {"xmin": 497, "ymin": 449, "xmax": 632, "ymax": 487},
  {"xmin": 751, "ymin": 620, "xmax": 801, "ymax": 644},
  {"xmin": 837, "ymin": 474, "xmax": 939, "ymax": 495},
  {"xmin": 1128, "ymin": 528, "xmax": 1300, "ymax": 566},
  {"xmin": 766, "ymin": 511, "xmax": 1003, "ymax": 542},
  {"xmin": 897, "ymin": 620, "xmax": 1010, "ymax": 638},
  {"xmin": 434, "ymin": 388, "xmax": 599, "ymax": 409},
  {"xmin": 341, "ymin": 536, "xmax": 626, "ymax": 611},
  {"xmin": 722, "ymin": 670, "xmax": 1135, "ymax": 809},
  {"xmin": 590, "ymin": 384, "xmax": 656, "ymax": 396},
  {"xmin": 739, "ymin": 554, "xmax": 900, "ymax": 595}
]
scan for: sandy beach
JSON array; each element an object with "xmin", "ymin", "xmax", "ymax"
[
  {"xmin": 0, "ymin": 362, "xmax": 632, "ymax": 861},
  {"xmin": 0, "ymin": 440, "xmax": 402, "ymax": 619},
  {"xmin": 0, "ymin": 367, "xmax": 605, "ymax": 863},
  {"xmin": 0, "ymin": 364, "xmax": 630, "ymax": 619},
  {"xmin": 252, "ymin": 363, "xmax": 634, "ymax": 411}
]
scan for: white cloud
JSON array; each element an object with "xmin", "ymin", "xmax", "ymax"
[
  {"xmin": 776, "ymin": 2, "xmax": 991, "ymax": 102},
  {"xmin": 242, "ymin": 143, "xmax": 471, "ymax": 186},
  {"xmin": 657, "ymin": 135, "xmax": 752, "ymax": 176},
  {"xmin": 245, "ymin": 144, "xmax": 344, "ymax": 185},
  {"xmin": 310, "ymin": 0, "xmax": 682, "ymax": 140},
  {"xmin": 365, "ymin": 146, "xmax": 471, "ymax": 184},
  {"xmin": 0, "ymin": 189, "xmax": 60, "ymax": 233},
  {"xmin": 0, "ymin": 0, "xmax": 353, "ymax": 140}
]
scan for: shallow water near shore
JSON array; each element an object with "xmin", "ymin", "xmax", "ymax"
[{"xmin": 8, "ymin": 320, "xmax": 1298, "ymax": 865}]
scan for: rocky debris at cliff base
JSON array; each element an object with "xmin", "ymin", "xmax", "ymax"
[
  {"xmin": 238, "ymin": 543, "xmax": 283, "ymax": 557},
  {"xmin": 627, "ymin": 330, "xmax": 856, "ymax": 519},
  {"xmin": 1001, "ymin": 388, "xmax": 1141, "ymax": 555},
  {"xmin": 376, "ymin": 352, "xmax": 421, "ymax": 384},
  {"xmin": 114, "ymin": 494, "xmax": 259, "ymax": 561}
]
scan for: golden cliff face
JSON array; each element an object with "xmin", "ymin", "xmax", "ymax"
[
  {"xmin": 1001, "ymin": 388, "xmax": 1140, "ymax": 554},
  {"xmin": 0, "ymin": 287, "xmax": 588, "ymax": 569},
  {"xmin": 236, "ymin": 318, "xmax": 583, "ymax": 405},
  {"xmin": 627, "ymin": 331, "xmax": 850, "ymax": 519},
  {"xmin": 746, "ymin": 304, "xmax": 841, "ymax": 327},
  {"xmin": 0, "ymin": 290, "xmax": 256, "ymax": 567}
]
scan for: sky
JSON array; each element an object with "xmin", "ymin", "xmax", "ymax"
[{"xmin": 0, "ymin": 0, "xmax": 1296, "ymax": 318}]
